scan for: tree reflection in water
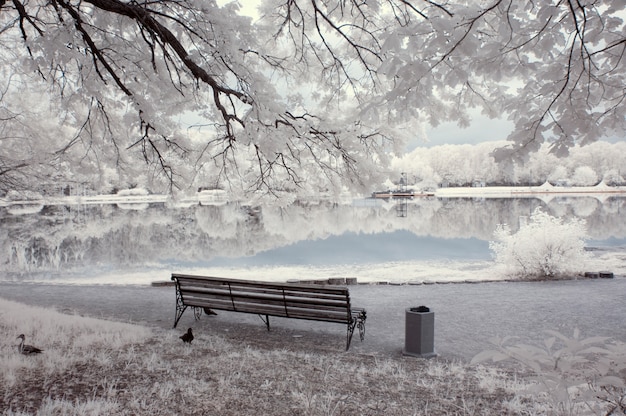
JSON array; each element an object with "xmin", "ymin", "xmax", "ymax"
[{"xmin": 1, "ymin": 196, "xmax": 625, "ymax": 276}]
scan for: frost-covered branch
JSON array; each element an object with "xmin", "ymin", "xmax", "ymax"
[{"xmin": 0, "ymin": 0, "xmax": 623, "ymax": 195}]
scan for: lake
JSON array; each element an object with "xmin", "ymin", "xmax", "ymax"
[{"xmin": 1, "ymin": 195, "xmax": 625, "ymax": 284}]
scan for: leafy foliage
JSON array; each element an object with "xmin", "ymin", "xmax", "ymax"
[
  {"xmin": 1, "ymin": 0, "xmax": 625, "ymax": 195},
  {"xmin": 472, "ymin": 329, "xmax": 626, "ymax": 415},
  {"xmin": 490, "ymin": 207, "xmax": 592, "ymax": 279},
  {"xmin": 392, "ymin": 141, "xmax": 626, "ymax": 187}
]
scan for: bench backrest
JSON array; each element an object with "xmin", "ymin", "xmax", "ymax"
[{"xmin": 171, "ymin": 273, "xmax": 354, "ymax": 324}]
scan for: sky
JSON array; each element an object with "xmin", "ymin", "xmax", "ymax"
[
  {"xmin": 420, "ymin": 111, "xmax": 623, "ymax": 150},
  {"xmin": 421, "ymin": 113, "xmax": 514, "ymax": 149}
]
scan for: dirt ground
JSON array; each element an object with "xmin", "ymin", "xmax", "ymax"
[{"xmin": 2, "ymin": 276, "xmax": 625, "ymax": 361}]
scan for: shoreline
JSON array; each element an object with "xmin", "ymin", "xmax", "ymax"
[
  {"xmin": 2, "ymin": 276, "xmax": 625, "ymax": 362},
  {"xmin": 3, "ymin": 182, "xmax": 626, "ymax": 209}
]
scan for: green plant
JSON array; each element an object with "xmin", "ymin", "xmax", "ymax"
[
  {"xmin": 490, "ymin": 207, "xmax": 592, "ymax": 279},
  {"xmin": 472, "ymin": 329, "xmax": 626, "ymax": 415}
]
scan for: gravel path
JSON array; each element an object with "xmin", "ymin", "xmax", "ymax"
[{"xmin": 2, "ymin": 277, "xmax": 625, "ymax": 361}]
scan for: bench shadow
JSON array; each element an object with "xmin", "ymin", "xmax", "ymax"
[{"xmin": 178, "ymin": 310, "xmax": 354, "ymax": 353}]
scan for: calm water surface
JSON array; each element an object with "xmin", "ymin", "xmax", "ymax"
[{"xmin": 1, "ymin": 196, "xmax": 625, "ymax": 282}]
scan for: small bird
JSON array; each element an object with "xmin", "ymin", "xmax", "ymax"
[
  {"xmin": 180, "ymin": 328, "xmax": 194, "ymax": 344},
  {"xmin": 204, "ymin": 308, "xmax": 217, "ymax": 316},
  {"xmin": 16, "ymin": 334, "xmax": 43, "ymax": 355}
]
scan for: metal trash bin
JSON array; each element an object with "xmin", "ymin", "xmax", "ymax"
[{"xmin": 403, "ymin": 306, "xmax": 437, "ymax": 358}]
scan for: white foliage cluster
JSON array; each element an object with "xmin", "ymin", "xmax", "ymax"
[
  {"xmin": 1, "ymin": 0, "xmax": 624, "ymax": 196},
  {"xmin": 489, "ymin": 208, "xmax": 592, "ymax": 279},
  {"xmin": 392, "ymin": 141, "xmax": 626, "ymax": 187},
  {"xmin": 473, "ymin": 329, "xmax": 626, "ymax": 415},
  {"xmin": 571, "ymin": 166, "xmax": 599, "ymax": 186}
]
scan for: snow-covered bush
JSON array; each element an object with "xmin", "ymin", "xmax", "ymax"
[
  {"xmin": 5, "ymin": 190, "xmax": 44, "ymax": 201},
  {"xmin": 490, "ymin": 208, "xmax": 591, "ymax": 279},
  {"xmin": 547, "ymin": 165, "xmax": 569, "ymax": 185},
  {"xmin": 116, "ymin": 188, "xmax": 149, "ymax": 196},
  {"xmin": 603, "ymin": 169, "xmax": 625, "ymax": 186},
  {"xmin": 571, "ymin": 166, "xmax": 598, "ymax": 186}
]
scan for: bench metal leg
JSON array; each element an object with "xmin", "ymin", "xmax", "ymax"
[
  {"xmin": 346, "ymin": 320, "xmax": 358, "ymax": 350},
  {"xmin": 258, "ymin": 314, "xmax": 270, "ymax": 331},
  {"xmin": 346, "ymin": 310, "xmax": 367, "ymax": 351},
  {"xmin": 173, "ymin": 288, "xmax": 188, "ymax": 329},
  {"xmin": 357, "ymin": 317, "xmax": 366, "ymax": 342}
]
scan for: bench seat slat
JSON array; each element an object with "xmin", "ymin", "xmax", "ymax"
[
  {"xmin": 175, "ymin": 275, "xmax": 349, "ymax": 294},
  {"xmin": 180, "ymin": 288, "xmax": 350, "ymax": 308},
  {"xmin": 183, "ymin": 294, "xmax": 351, "ymax": 316},
  {"xmin": 182, "ymin": 290, "xmax": 349, "ymax": 305},
  {"xmin": 183, "ymin": 298, "xmax": 350, "ymax": 322},
  {"xmin": 177, "ymin": 282, "xmax": 350, "ymax": 301}
]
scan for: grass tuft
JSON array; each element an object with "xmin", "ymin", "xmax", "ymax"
[{"xmin": 0, "ymin": 298, "xmax": 573, "ymax": 415}]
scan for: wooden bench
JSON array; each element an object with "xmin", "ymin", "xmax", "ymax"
[{"xmin": 171, "ymin": 274, "xmax": 367, "ymax": 350}]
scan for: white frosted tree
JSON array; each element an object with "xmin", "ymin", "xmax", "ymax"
[
  {"xmin": 571, "ymin": 166, "xmax": 598, "ymax": 186},
  {"xmin": 603, "ymin": 169, "xmax": 624, "ymax": 186},
  {"xmin": 548, "ymin": 165, "xmax": 569, "ymax": 185},
  {"xmin": 1, "ymin": 0, "xmax": 624, "ymax": 196},
  {"xmin": 490, "ymin": 208, "xmax": 592, "ymax": 279},
  {"xmin": 391, "ymin": 139, "xmax": 626, "ymax": 188}
]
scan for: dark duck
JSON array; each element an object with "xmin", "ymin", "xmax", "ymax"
[
  {"xmin": 180, "ymin": 328, "xmax": 194, "ymax": 344},
  {"xmin": 16, "ymin": 334, "xmax": 43, "ymax": 355}
]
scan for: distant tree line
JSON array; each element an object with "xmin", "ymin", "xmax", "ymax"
[{"xmin": 391, "ymin": 140, "xmax": 626, "ymax": 189}]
